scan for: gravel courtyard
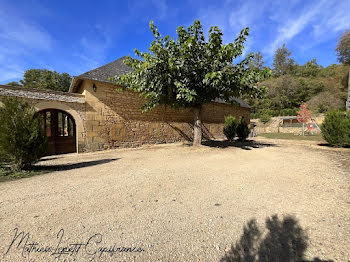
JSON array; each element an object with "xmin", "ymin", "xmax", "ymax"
[{"xmin": 0, "ymin": 138, "xmax": 349, "ymax": 261}]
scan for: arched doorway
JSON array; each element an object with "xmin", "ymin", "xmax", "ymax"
[{"xmin": 39, "ymin": 109, "xmax": 77, "ymax": 155}]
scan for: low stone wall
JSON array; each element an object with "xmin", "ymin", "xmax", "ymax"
[
  {"xmin": 252, "ymin": 115, "xmax": 324, "ymax": 135},
  {"xmin": 0, "ymin": 83, "xmax": 250, "ymax": 152},
  {"xmin": 80, "ymin": 80, "xmax": 250, "ymax": 150}
]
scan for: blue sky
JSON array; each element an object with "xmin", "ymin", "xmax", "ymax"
[{"xmin": 0, "ymin": 0, "xmax": 349, "ymax": 84}]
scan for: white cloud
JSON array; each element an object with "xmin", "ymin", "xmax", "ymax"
[
  {"xmin": 0, "ymin": 8, "xmax": 53, "ymax": 83},
  {"xmin": 197, "ymin": 0, "xmax": 350, "ymax": 63},
  {"xmin": 264, "ymin": 1, "xmax": 326, "ymax": 55},
  {"xmin": 198, "ymin": 1, "xmax": 267, "ymax": 56},
  {"xmin": 313, "ymin": 1, "xmax": 350, "ymax": 36},
  {"xmin": 0, "ymin": 64, "xmax": 23, "ymax": 82},
  {"xmin": 0, "ymin": 10, "xmax": 52, "ymax": 51},
  {"xmin": 266, "ymin": 12, "xmax": 315, "ymax": 54},
  {"xmin": 265, "ymin": 0, "xmax": 350, "ymax": 55},
  {"xmin": 228, "ymin": 1, "xmax": 267, "ymax": 34}
]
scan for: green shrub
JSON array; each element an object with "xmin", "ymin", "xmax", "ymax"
[
  {"xmin": 279, "ymin": 108, "xmax": 298, "ymax": 116},
  {"xmin": 259, "ymin": 113, "xmax": 272, "ymax": 124},
  {"xmin": 251, "ymin": 113, "xmax": 259, "ymax": 119},
  {"xmin": 236, "ymin": 117, "xmax": 250, "ymax": 141},
  {"xmin": 223, "ymin": 115, "xmax": 237, "ymax": 141},
  {"xmin": 321, "ymin": 110, "xmax": 350, "ymax": 147},
  {"xmin": 0, "ymin": 97, "xmax": 47, "ymax": 171}
]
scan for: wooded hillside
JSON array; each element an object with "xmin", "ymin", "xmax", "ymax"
[{"xmin": 246, "ymin": 45, "xmax": 349, "ymax": 119}]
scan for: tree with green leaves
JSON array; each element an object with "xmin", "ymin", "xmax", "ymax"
[
  {"xmin": 295, "ymin": 59, "xmax": 322, "ymax": 77},
  {"xmin": 321, "ymin": 110, "xmax": 350, "ymax": 147},
  {"xmin": 113, "ymin": 20, "xmax": 270, "ymax": 146},
  {"xmin": 336, "ymin": 30, "xmax": 350, "ymax": 65},
  {"xmin": 6, "ymin": 81, "xmax": 22, "ymax": 87},
  {"xmin": 249, "ymin": 51, "xmax": 265, "ymax": 71},
  {"xmin": 0, "ymin": 97, "xmax": 47, "ymax": 171},
  {"xmin": 19, "ymin": 69, "xmax": 72, "ymax": 92},
  {"xmin": 272, "ymin": 44, "xmax": 295, "ymax": 76},
  {"xmin": 336, "ymin": 30, "xmax": 350, "ymax": 111}
]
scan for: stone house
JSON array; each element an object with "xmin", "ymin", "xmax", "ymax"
[{"xmin": 0, "ymin": 57, "xmax": 250, "ymax": 155}]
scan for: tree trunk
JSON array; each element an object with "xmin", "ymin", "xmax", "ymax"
[
  {"xmin": 346, "ymin": 65, "xmax": 350, "ymax": 111},
  {"xmin": 302, "ymin": 122, "xmax": 305, "ymax": 136},
  {"xmin": 193, "ymin": 106, "xmax": 202, "ymax": 146}
]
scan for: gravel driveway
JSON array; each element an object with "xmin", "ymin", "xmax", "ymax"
[{"xmin": 0, "ymin": 138, "xmax": 349, "ymax": 261}]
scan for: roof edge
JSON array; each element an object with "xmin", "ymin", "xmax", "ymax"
[{"xmin": 1, "ymin": 84, "xmax": 84, "ymax": 97}]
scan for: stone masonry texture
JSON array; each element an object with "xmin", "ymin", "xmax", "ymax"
[
  {"xmin": 0, "ymin": 82, "xmax": 250, "ymax": 152},
  {"xmin": 81, "ymin": 80, "xmax": 250, "ymax": 151}
]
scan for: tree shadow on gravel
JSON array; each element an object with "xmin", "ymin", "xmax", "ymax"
[
  {"xmin": 220, "ymin": 215, "xmax": 333, "ymax": 262},
  {"xmin": 317, "ymin": 143, "xmax": 350, "ymax": 149},
  {"xmin": 33, "ymin": 158, "xmax": 120, "ymax": 172},
  {"xmin": 202, "ymin": 140, "xmax": 277, "ymax": 150},
  {"xmin": 38, "ymin": 157, "xmax": 61, "ymax": 162}
]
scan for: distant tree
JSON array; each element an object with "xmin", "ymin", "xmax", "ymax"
[
  {"xmin": 113, "ymin": 20, "xmax": 270, "ymax": 146},
  {"xmin": 249, "ymin": 51, "xmax": 265, "ymax": 71},
  {"xmin": 336, "ymin": 30, "xmax": 350, "ymax": 111},
  {"xmin": 264, "ymin": 75, "xmax": 300, "ymax": 110},
  {"xmin": 272, "ymin": 44, "xmax": 295, "ymax": 76},
  {"xmin": 6, "ymin": 81, "xmax": 22, "ymax": 87},
  {"xmin": 318, "ymin": 64, "xmax": 348, "ymax": 78},
  {"xmin": 295, "ymin": 59, "xmax": 322, "ymax": 77},
  {"xmin": 259, "ymin": 113, "xmax": 271, "ymax": 124},
  {"xmin": 19, "ymin": 69, "xmax": 72, "ymax": 92},
  {"xmin": 297, "ymin": 103, "xmax": 312, "ymax": 136},
  {"xmin": 247, "ymin": 64, "xmax": 347, "ymax": 117},
  {"xmin": 307, "ymin": 91, "xmax": 344, "ymax": 113},
  {"xmin": 335, "ymin": 29, "xmax": 350, "ymax": 65}
]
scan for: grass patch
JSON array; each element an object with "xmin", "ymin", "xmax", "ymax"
[
  {"xmin": 0, "ymin": 166, "xmax": 52, "ymax": 183},
  {"xmin": 259, "ymin": 133, "xmax": 325, "ymax": 142}
]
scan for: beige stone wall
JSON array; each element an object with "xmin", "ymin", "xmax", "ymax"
[
  {"xmin": 252, "ymin": 115, "xmax": 324, "ymax": 135},
  {"xmin": 80, "ymin": 80, "xmax": 250, "ymax": 150},
  {"xmin": 0, "ymin": 83, "xmax": 250, "ymax": 152}
]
